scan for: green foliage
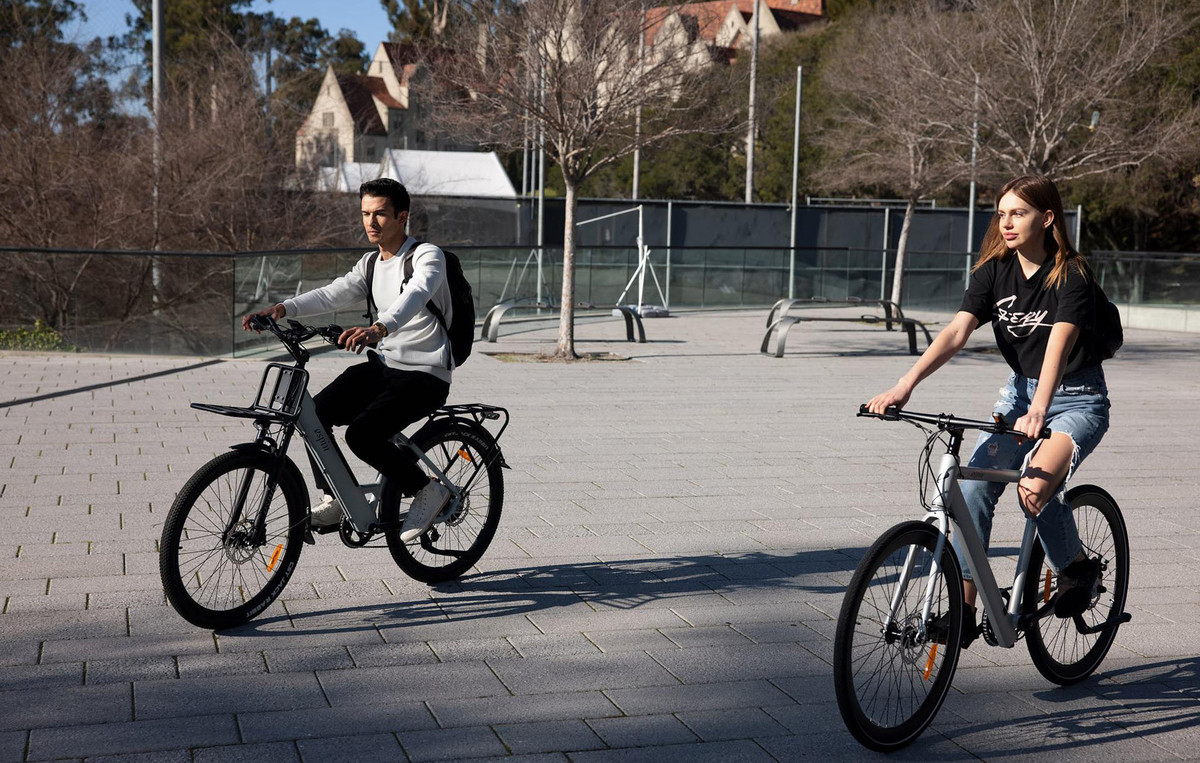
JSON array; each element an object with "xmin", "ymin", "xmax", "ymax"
[
  {"xmin": 0, "ymin": 321, "xmax": 78, "ymax": 352},
  {"xmin": 382, "ymin": 0, "xmax": 445, "ymax": 43},
  {"xmin": 2, "ymin": 0, "xmax": 84, "ymax": 46}
]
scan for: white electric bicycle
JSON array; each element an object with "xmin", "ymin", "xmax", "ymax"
[
  {"xmin": 834, "ymin": 406, "xmax": 1131, "ymax": 751},
  {"xmin": 159, "ymin": 316, "xmax": 509, "ymax": 630}
]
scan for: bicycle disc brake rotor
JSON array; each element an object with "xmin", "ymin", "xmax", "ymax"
[
  {"xmin": 897, "ymin": 614, "xmax": 925, "ymax": 666},
  {"xmin": 223, "ymin": 520, "xmax": 258, "ymax": 564},
  {"xmin": 441, "ymin": 494, "xmax": 468, "ymax": 527}
]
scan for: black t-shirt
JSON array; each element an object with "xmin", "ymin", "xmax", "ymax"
[{"xmin": 960, "ymin": 255, "xmax": 1099, "ymax": 378}]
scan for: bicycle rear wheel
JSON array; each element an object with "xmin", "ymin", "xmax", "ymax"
[
  {"xmin": 1023, "ymin": 485, "xmax": 1129, "ymax": 685},
  {"xmin": 381, "ymin": 421, "xmax": 504, "ymax": 584},
  {"xmin": 160, "ymin": 449, "xmax": 306, "ymax": 629},
  {"xmin": 834, "ymin": 520, "xmax": 964, "ymax": 752}
]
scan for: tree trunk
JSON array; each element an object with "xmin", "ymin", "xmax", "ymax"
[
  {"xmin": 890, "ymin": 198, "xmax": 915, "ymax": 309},
  {"xmin": 556, "ymin": 176, "xmax": 578, "ymax": 358}
]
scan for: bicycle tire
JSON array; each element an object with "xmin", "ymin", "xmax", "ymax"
[
  {"xmin": 160, "ymin": 449, "xmax": 306, "ymax": 629},
  {"xmin": 1023, "ymin": 485, "xmax": 1129, "ymax": 685},
  {"xmin": 834, "ymin": 520, "xmax": 964, "ymax": 752},
  {"xmin": 381, "ymin": 421, "xmax": 504, "ymax": 584}
]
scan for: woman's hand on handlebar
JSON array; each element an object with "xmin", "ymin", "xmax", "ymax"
[
  {"xmin": 337, "ymin": 324, "xmax": 384, "ymax": 354},
  {"xmin": 242, "ymin": 304, "xmax": 285, "ymax": 332},
  {"xmin": 866, "ymin": 382, "xmax": 913, "ymax": 416},
  {"xmin": 1012, "ymin": 405, "xmax": 1048, "ymax": 442}
]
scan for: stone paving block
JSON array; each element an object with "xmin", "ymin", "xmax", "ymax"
[
  {"xmin": 677, "ymin": 707, "xmax": 791, "ymax": 742},
  {"xmin": 603, "ymin": 680, "xmax": 796, "ymax": 716},
  {"xmin": 176, "ymin": 652, "xmax": 267, "ymax": 680},
  {"xmin": 429, "ymin": 691, "xmax": 620, "ymax": 729},
  {"xmin": 489, "ymin": 651, "xmax": 680, "ymax": 695},
  {"xmin": 319, "ymin": 661, "xmax": 508, "ymax": 707},
  {"xmin": 40, "ymin": 633, "xmax": 217, "ymax": 665},
  {"xmin": 586, "ymin": 713, "xmax": 700, "ymax": 749},
  {"xmin": 192, "ymin": 741, "xmax": 301, "ymax": 763},
  {"xmin": 27, "ymin": 714, "xmax": 239, "ymax": 761},
  {"xmin": 427, "ymin": 636, "xmax": 520, "ymax": 662},
  {"xmin": 508, "ymin": 633, "xmax": 600, "ymax": 659},
  {"xmin": 264, "ymin": 645, "xmax": 355, "ymax": 673},
  {"xmin": 0, "ymin": 661, "xmax": 83, "ymax": 692},
  {"xmin": 0, "ymin": 731, "xmax": 24, "ymax": 763},
  {"xmin": 295, "ymin": 733, "xmax": 407, "ymax": 763},
  {"xmin": 346, "ymin": 642, "xmax": 438, "ymax": 668},
  {"xmin": 237, "ymin": 702, "xmax": 435, "ymax": 744},
  {"xmin": 86, "ymin": 750, "xmax": 194, "ymax": 763},
  {"xmin": 133, "ymin": 672, "xmax": 328, "ymax": 721},
  {"xmin": 396, "ymin": 725, "xmax": 506, "ymax": 762},
  {"xmin": 85, "ymin": 655, "xmax": 177, "ymax": 685},
  {"xmin": 569, "ymin": 739, "xmax": 776, "ymax": 762},
  {"xmin": 494, "ymin": 719, "xmax": 606, "ymax": 755},
  {"xmin": 0, "ymin": 683, "xmax": 133, "ymax": 732},
  {"xmin": 649, "ymin": 642, "xmax": 827, "ymax": 684}
]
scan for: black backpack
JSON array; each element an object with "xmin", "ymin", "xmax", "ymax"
[
  {"xmin": 363, "ymin": 244, "xmax": 476, "ymax": 367},
  {"xmin": 1093, "ymin": 280, "xmax": 1123, "ymax": 360}
]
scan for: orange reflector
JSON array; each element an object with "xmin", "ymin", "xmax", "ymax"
[
  {"xmin": 924, "ymin": 643, "xmax": 939, "ymax": 681},
  {"xmin": 1043, "ymin": 569, "xmax": 1053, "ymax": 604},
  {"xmin": 458, "ymin": 448, "xmax": 473, "ymax": 462},
  {"xmin": 267, "ymin": 544, "xmax": 283, "ymax": 572}
]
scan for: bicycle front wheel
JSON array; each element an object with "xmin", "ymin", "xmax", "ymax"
[
  {"xmin": 834, "ymin": 520, "xmax": 964, "ymax": 752},
  {"xmin": 381, "ymin": 422, "xmax": 504, "ymax": 584},
  {"xmin": 160, "ymin": 449, "xmax": 306, "ymax": 629},
  {"xmin": 1023, "ymin": 485, "xmax": 1129, "ymax": 685}
]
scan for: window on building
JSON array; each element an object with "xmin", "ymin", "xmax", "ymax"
[{"xmin": 322, "ymin": 112, "xmax": 335, "ymax": 127}]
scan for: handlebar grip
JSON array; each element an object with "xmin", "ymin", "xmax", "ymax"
[
  {"xmin": 857, "ymin": 404, "xmax": 900, "ymax": 421},
  {"xmin": 249, "ymin": 314, "xmax": 274, "ymax": 331}
]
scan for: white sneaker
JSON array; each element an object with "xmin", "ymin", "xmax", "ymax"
[
  {"xmin": 309, "ymin": 494, "xmax": 343, "ymax": 528},
  {"xmin": 400, "ymin": 481, "xmax": 452, "ymax": 542}
]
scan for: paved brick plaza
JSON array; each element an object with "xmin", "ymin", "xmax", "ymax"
[{"xmin": 2, "ymin": 309, "xmax": 1199, "ymax": 761}]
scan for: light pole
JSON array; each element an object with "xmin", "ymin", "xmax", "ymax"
[
  {"xmin": 788, "ymin": 66, "xmax": 802, "ymax": 299},
  {"xmin": 966, "ymin": 71, "xmax": 979, "ymax": 286},
  {"xmin": 744, "ymin": 0, "xmax": 760, "ymax": 204}
]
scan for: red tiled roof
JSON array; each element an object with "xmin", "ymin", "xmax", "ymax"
[
  {"xmin": 336, "ymin": 74, "xmax": 388, "ymax": 136},
  {"xmin": 647, "ymin": 0, "xmax": 822, "ymax": 45},
  {"xmin": 365, "ymin": 77, "xmax": 403, "ymax": 109}
]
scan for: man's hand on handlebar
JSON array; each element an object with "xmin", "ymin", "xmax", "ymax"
[
  {"xmin": 242, "ymin": 304, "xmax": 285, "ymax": 332},
  {"xmin": 337, "ymin": 325, "xmax": 384, "ymax": 354}
]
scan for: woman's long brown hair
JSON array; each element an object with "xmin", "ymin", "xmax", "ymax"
[{"xmin": 973, "ymin": 175, "xmax": 1086, "ymax": 289}]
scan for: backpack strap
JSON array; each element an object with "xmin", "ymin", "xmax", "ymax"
[
  {"xmin": 402, "ymin": 243, "xmax": 448, "ymax": 331},
  {"xmin": 362, "ymin": 251, "xmax": 380, "ymax": 323}
]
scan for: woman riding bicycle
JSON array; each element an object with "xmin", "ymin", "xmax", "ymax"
[{"xmin": 866, "ymin": 174, "xmax": 1111, "ymax": 641}]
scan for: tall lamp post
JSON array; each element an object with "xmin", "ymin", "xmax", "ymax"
[{"xmin": 744, "ymin": 0, "xmax": 760, "ymax": 204}]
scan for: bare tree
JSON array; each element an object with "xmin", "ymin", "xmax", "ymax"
[
  {"xmin": 961, "ymin": 0, "xmax": 1200, "ymax": 183},
  {"xmin": 816, "ymin": 5, "xmax": 972, "ymax": 307},
  {"xmin": 429, "ymin": 0, "xmax": 742, "ymax": 358}
]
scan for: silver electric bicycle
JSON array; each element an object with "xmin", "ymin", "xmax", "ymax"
[
  {"xmin": 159, "ymin": 316, "xmax": 509, "ymax": 630},
  {"xmin": 833, "ymin": 406, "xmax": 1131, "ymax": 752}
]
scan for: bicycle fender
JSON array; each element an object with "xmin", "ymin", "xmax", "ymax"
[{"xmin": 228, "ymin": 443, "xmax": 311, "ymax": 512}]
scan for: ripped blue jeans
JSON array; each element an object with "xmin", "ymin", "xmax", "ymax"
[{"xmin": 952, "ymin": 365, "xmax": 1110, "ymax": 580}]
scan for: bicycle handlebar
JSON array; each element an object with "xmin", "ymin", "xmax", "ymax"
[
  {"xmin": 249, "ymin": 315, "xmax": 344, "ymax": 363},
  {"xmin": 857, "ymin": 404, "xmax": 1051, "ymax": 440}
]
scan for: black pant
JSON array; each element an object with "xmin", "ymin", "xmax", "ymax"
[{"xmin": 308, "ymin": 357, "xmax": 450, "ymax": 497}]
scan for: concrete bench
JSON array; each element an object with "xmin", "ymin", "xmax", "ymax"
[
  {"xmin": 760, "ymin": 298, "xmax": 932, "ymax": 357},
  {"xmin": 481, "ymin": 301, "xmax": 646, "ymax": 343}
]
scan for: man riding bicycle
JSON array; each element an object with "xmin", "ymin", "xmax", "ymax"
[{"xmin": 242, "ymin": 178, "xmax": 452, "ymax": 542}]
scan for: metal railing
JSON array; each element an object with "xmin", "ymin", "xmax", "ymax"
[{"xmin": 3, "ymin": 246, "xmax": 1197, "ymax": 355}]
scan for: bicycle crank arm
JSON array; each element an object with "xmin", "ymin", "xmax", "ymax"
[{"xmin": 1073, "ymin": 611, "xmax": 1132, "ymax": 636}]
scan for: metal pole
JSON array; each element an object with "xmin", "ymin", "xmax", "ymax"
[
  {"xmin": 151, "ymin": 0, "xmax": 163, "ymax": 316},
  {"xmin": 536, "ymin": 66, "xmax": 546, "ymax": 309},
  {"xmin": 665, "ymin": 201, "xmax": 673, "ymax": 310},
  {"xmin": 789, "ymin": 66, "xmax": 802, "ymax": 300},
  {"xmin": 632, "ymin": 3, "xmax": 645, "ymax": 201},
  {"xmin": 1075, "ymin": 203, "xmax": 1083, "ymax": 250},
  {"xmin": 744, "ymin": 0, "xmax": 760, "ymax": 204},
  {"xmin": 880, "ymin": 207, "xmax": 890, "ymax": 301},
  {"xmin": 966, "ymin": 71, "xmax": 979, "ymax": 287}
]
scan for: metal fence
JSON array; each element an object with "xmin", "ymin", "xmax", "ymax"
[{"xmin": 3, "ymin": 246, "xmax": 1197, "ymax": 356}]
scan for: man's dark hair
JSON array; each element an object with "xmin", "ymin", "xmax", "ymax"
[{"xmin": 359, "ymin": 178, "xmax": 410, "ymax": 216}]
